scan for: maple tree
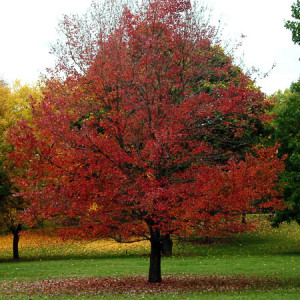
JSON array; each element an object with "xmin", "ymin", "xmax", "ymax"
[{"xmin": 9, "ymin": 0, "xmax": 285, "ymax": 282}]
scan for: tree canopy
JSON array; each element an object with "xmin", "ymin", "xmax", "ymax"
[
  {"xmin": 285, "ymin": 0, "xmax": 300, "ymax": 45},
  {"xmin": 271, "ymin": 80, "xmax": 300, "ymax": 226},
  {"xmin": 270, "ymin": 0, "xmax": 300, "ymax": 226}
]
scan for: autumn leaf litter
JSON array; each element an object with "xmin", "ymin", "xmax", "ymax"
[{"xmin": 0, "ymin": 275, "xmax": 287, "ymax": 297}]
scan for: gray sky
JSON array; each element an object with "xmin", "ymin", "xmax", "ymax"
[
  {"xmin": 0, "ymin": 0, "xmax": 299, "ymax": 95},
  {"xmin": 209, "ymin": 0, "xmax": 299, "ymax": 94}
]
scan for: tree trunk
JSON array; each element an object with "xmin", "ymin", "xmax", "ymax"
[
  {"xmin": 11, "ymin": 224, "xmax": 21, "ymax": 260},
  {"xmin": 148, "ymin": 229, "xmax": 162, "ymax": 283},
  {"xmin": 161, "ymin": 234, "xmax": 173, "ymax": 257},
  {"xmin": 242, "ymin": 213, "xmax": 246, "ymax": 224}
]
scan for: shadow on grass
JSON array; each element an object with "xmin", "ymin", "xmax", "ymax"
[
  {"xmin": 0, "ymin": 253, "xmax": 144, "ymax": 263},
  {"xmin": 273, "ymin": 251, "xmax": 300, "ymax": 256}
]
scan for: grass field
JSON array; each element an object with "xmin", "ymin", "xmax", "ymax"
[{"xmin": 0, "ymin": 217, "xmax": 299, "ymax": 299}]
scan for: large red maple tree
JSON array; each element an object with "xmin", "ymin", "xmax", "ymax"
[{"xmin": 9, "ymin": 0, "xmax": 285, "ymax": 282}]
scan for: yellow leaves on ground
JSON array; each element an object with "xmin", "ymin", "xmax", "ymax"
[
  {"xmin": 242, "ymin": 215, "xmax": 300, "ymax": 244},
  {"xmin": 0, "ymin": 230, "xmax": 149, "ymax": 259},
  {"xmin": 83, "ymin": 239, "xmax": 149, "ymax": 255}
]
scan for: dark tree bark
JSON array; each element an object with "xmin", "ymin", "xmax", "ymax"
[
  {"xmin": 204, "ymin": 236, "xmax": 210, "ymax": 243},
  {"xmin": 161, "ymin": 233, "xmax": 173, "ymax": 257},
  {"xmin": 242, "ymin": 213, "xmax": 246, "ymax": 224},
  {"xmin": 11, "ymin": 224, "xmax": 22, "ymax": 260},
  {"xmin": 148, "ymin": 229, "xmax": 162, "ymax": 283}
]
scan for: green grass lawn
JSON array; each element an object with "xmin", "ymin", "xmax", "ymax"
[{"xmin": 0, "ymin": 217, "xmax": 299, "ymax": 299}]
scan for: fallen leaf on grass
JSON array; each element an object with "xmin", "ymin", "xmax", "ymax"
[{"xmin": 0, "ymin": 275, "xmax": 289, "ymax": 297}]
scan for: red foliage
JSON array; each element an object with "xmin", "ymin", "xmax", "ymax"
[{"xmin": 8, "ymin": 0, "xmax": 285, "ymax": 282}]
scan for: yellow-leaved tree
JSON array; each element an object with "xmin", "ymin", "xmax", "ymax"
[{"xmin": 0, "ymin": 79, "xmax": 42, "ymax": 259}]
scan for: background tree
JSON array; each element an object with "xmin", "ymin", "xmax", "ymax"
[
  {"xmin": 270, "ymin": 80, "xmax": 300, "ymax": 226},
  {"xmin": 10, "ymin": 0, "xmax": 285, "ymax": 282},
  {"xmin": 269, "ymin": 0, "xmax": 300, "ymax": 226},
  {"xmin": 285, "ymin": 0, "xmax": 300, "ymax": 45},
  {"xmin": 0, "ymin": 79, "xmax": 41, "ymax": 259}
]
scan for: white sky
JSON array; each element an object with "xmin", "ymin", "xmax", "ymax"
[{"xmin": 0, "ymin": 0, "xmax": 299, "ymax": 95}]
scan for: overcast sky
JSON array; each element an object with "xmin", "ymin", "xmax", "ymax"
[{"xmin": 0, "ymin": 0, "xmax": 299, "ymax": 95}]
